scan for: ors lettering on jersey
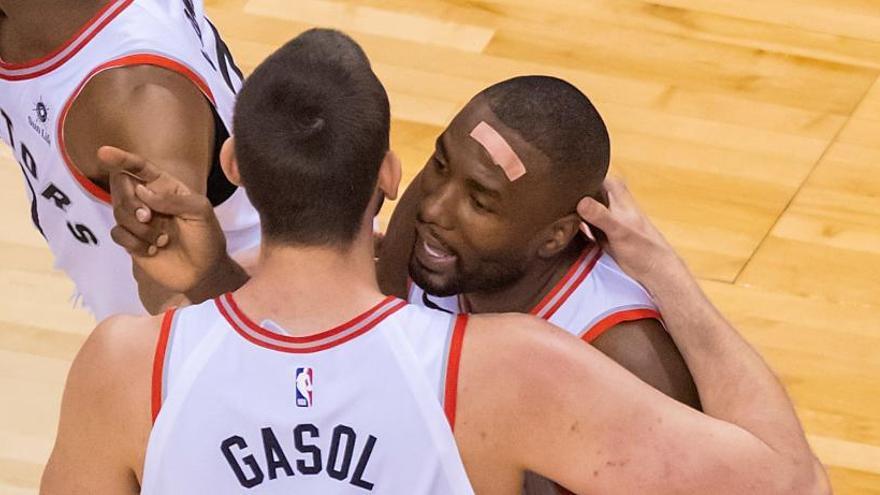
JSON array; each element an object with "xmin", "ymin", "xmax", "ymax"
[
  {"xmin": 220, "ymin": 424, "xmax": 378, "ymax": 491},
  {"xmin": 295, "ymin": 367, "xmax": 314, "ymax": 407},
  {"xmin": 0, "ymin": 104, "xmax": 98, "ymax": 244}
]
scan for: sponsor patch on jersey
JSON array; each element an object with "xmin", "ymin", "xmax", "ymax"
[
  {"xmin": 295, "ymin": 367, "xmax": 314, "ymax": 407},
  {"xmin": 28, "ymin": 97, "xmax": 52, "ymax": 145}
]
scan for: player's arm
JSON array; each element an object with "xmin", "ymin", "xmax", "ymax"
[
  {"xmin": 41, "ymin": 314, "xmax": 157, "ymax": 494},
  {"xmin": 63, "ymin": 65, "xmax": 218, "ymax": 313},
  {"xmin": 376, "ymin": 170, "xmax": 425, "ymax": 297},
  {"xmin": 459, "ymin": 314, "xmax": 827, "ymax": 494},
  {"xmin": 592, "ymin": 318, "xmax": 701, "ymax": 409},
  {"xmin": 457, "ymin": 178, "xmax": 829, "ymax": 494}
]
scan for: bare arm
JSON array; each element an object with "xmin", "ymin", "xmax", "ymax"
[
  {"xmin": 41, "ymin": 315, "xmax": 157, "ymax": 494},
  {"xmin": 376, "ymin": 170, "xmax": 424, "ymax": 297},
  {"xmin": 578, "ymin": 179, "xmax": 820, "ymax": 463},
  {"xmin": 64, "ymin": 65, "xmax": 219, "ymax": 313},
  {"xmin": 592, "ymin": 318, "xmax": 701, "ymax": 409},
  {"xmin": 460, "ymin": 312, "xmax": 825, "ymax": 494}
]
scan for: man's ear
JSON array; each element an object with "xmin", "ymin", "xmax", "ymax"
[
  {"xmin": 537, "ymin": 213, "xmax": 582, "ymax": 259},
  {"xmin": 377, "ymin": 150, "xmax": 402, "ymax": 201},
  {"xmin": 220, "ymin": 137, "xmax": 241, "ymax": 186}
]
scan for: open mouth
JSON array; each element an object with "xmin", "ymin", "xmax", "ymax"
[{"xmin": 414, "ymin": 227, "xmax": 458, "ymax": 271}]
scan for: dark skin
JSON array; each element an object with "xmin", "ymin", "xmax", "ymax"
[
  {"xmin": 0, "ymin": 0, "xmax": 218, "ymax": 313},
  {"xmin": 0, "ymin": 1, "xmax": 107, "ymax": 63},
  {"xmin": 380, "ymin": 97, "xmax": 701, "ymax": 409}
]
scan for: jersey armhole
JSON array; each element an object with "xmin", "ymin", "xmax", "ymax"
[
  {"xmin": 580, "ymin": 308, "xmax": 663, "ymax": 343},
  {"xmin": 151, "ymin": 308, "xmax": 178, "ymax": 423},
  {"xmin": 57, "ymin": 53, "xmax": 217, "ymax": 205},
  {"xmin": 442, "ymin": 314, "xmax": 469, "ymax": 431}
]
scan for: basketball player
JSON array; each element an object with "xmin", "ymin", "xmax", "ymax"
[
  {"xmin": 379, "ymin": 77, "xmax": 701, "ymax": 410},
  {"xmin": 0, "ymin": 0, "xmax": 260, "ymax": 319},
  {"xmin": 42, "ymin": 29, "xmax": 828, "ymax": 495}
]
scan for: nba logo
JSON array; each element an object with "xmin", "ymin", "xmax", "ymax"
[{"xmin": 295, "ymin": 367, "xmax": 314, "ymax": 408}]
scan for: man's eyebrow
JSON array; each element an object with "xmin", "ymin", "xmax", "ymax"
[{"xmin": 466, "ymin": 177, "xmax": 502, "ymax": 199}]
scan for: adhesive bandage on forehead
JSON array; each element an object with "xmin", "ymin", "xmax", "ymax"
[{"xmin": 469, "ymin": 121, "xmax": 527, "ymax": 182}]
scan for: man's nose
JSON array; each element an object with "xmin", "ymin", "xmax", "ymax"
[{"xmin": 419, "ymin": 181, "xmax": 456, "ymax": 230}]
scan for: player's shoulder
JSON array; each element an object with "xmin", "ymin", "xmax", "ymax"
[
  {"xmin": 75, "ymin": 312, "xmax": 166, "ymax": 385},
  {"xmin": 63, "ymin": 312, "xmax": 166, "ymax": 423},
  {"xmin": 75, "ymin": 63, "xmax": 210, "ymax": 117},
  {"xmin": 457, "ymin": 313, "xmax": 608, "ymax": 429},
  {"xmin": 464, "ymin": 312, "xmax": 587, "ymax": 375}
]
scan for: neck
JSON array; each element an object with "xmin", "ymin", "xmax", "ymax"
[
  {"xmin": 463, "ymin": 239, "xmax": 589, "ymax": 315},
  {"xmin": 232, "ymin": 232, "xmax": 387, "ymax": 336},
  {"xmin": 0, "ymin": 0, "xmax": 109, "ymax": 63}
]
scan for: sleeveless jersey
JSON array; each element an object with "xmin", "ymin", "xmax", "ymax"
[
  {"xmin": 410, "ymin": 245, "xmax": 662, "ymax": 495},
  {"xmin": 141, "ymin": 295, "xmax": 474, "ymax": 494},
  {"xmin": 0, "ymin": 0, "xmax": 260, "ymax": 319}
]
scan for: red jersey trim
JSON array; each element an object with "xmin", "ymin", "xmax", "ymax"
[
  {"xmin": 444, "ymin": 314, "xmax": 468, "ymax": 431},
  {"xmin": 581, "ymin": 308, "xmax": 663, "ymax": 343},
  {"xmin": 56, "ymin": 53, "xmax": 217, "ymax": 205},
  {"xmin": 0, "ymin": 0, "xmax": 135, "ymax": 80},
  {"xmin": 151, "ymin": 308, "xmax": 177, "ymax": 423},
  {"xmin": 530, "ymin": 246, "xmax": 602, "ymax": 320},
  {"xmin": 216, "ymin": 293, "xmax": 407, "ymax": 354}
]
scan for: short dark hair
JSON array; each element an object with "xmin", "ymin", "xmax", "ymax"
[
  {"xmin": 233, "ymin": 29, "xmax": 390, "ymax": 246},
  {"xmin": 480, "ymin": 76, "xmax": 610, "ymax": 200}
]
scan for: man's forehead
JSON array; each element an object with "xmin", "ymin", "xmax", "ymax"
[{"xmin": 444, "ymin": 100, "xmax": 548, "ymax": 181}]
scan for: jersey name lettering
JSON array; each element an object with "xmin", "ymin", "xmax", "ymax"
[{"xmin": 221, "ymin": 423, "xmax": 378, "ymax": 491}]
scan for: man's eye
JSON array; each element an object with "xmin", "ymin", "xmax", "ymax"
[
  {"xmin": 470, "ymin": 195, "xmax": 490, "ymax": 212},
  {"xmin": 433, "ymin": 155, "xmax": 448, "ymax": 172}
]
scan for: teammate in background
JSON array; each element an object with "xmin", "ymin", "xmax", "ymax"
[
  {"xmin": 43, "ymin": 29, "xmax": 828, "ymax": 495},
  {"xmin": 0, "ymin": 0, "xmax": 260, "ymax": 318}
]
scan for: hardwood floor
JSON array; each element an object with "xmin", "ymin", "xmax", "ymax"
[{"xmin": 1, "ymin": 1, "xmax": 878, "ymax": 493}]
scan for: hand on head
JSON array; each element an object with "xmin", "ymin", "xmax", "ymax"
[{"xmin": 577, "ymin": 177, "xmax": 684, "ymax": 286}]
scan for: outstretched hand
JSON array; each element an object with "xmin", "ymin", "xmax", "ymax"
[
  {"xmin": 98, "ymin": 146, "xmax": 229, "ymax": 293},
  {"xmin": 577, "ymin": 178, "xmax": 685, "ymax": 288}
]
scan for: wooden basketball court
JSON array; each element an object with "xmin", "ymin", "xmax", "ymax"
[{"xmin": 1, "ymin": 0, "xmax": 878, "ymax": 493}]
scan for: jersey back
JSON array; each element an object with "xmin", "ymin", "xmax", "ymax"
[
  {"xmin": 0, "ymin": 0, "xmax": 260, "ymax": 319},
  {"xmin": 141, "ymin": 295, "xmax": 473, "ymax": 494}
]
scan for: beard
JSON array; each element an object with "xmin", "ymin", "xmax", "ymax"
[{"xmin": 408, "ymin": 250, "xmax": 528, "ymax": 298}]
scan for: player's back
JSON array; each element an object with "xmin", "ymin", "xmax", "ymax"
[{"xmin": 141, "ymin": 294, "xmax": 473, "ymax": 494}]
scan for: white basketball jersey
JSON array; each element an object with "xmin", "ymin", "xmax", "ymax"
[
  {"xmin": 0, "ymin": 0, "xmax": 260, "ymax": 319},
  {"xmin": 410, "ymin": 245, "xmax": 661, "ymax": 495},
  {"xmin": 141, "ymin": 295, "xmax": 474, "ymax": 494},
  {"xmin": 410, "ymin": 245, "xmax": 661, "ymax": 343}
]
